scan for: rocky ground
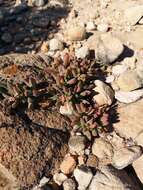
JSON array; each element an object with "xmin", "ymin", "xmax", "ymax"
[{"xmin": 0, "ymin": 0, "xmax": 143, "ymax": 190}]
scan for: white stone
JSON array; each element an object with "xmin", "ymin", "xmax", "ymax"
[
  {"xmin": 92, "ymin": 138, "xmax": 113, "ymax": 160},
  {"xmin": 84, "ymin": 148, "xmax": 90, "ymax": 155},
  {"xmin": 74, "ymin": 167, "xmax": 93, "ymax": 190},
  {"xmin": 112, "ymin": 64, "xmax": 129, "ymax": 76},
  {"xmin": 49, "ymin": 0, "xmax": 65, "ymax": 7},
  {"xmin": 137, "ymin": 61, "xmax": 143, "ymax": 79},
  {"xmin": 86, "ymin": 21, "xmax": 96, "ymax": 31},
  {"xmin": 53, "ymin": 173, "xmax": 67, "ymax": 186},
  {"xmin": 111, "ymin": 80, "xmax": 119, "ymax": 90},
  {"xmin": 95, "ymin": 34, "xmax": 124, "ymax": 64},
  {"xmin": 63, "ymin": 179, "xmax": 76, "ymax": 190},
  {"xmin": 109, "ymin": 132, "xmax": 124, "ymax": 148},
  {"xmin": 115, "ymin": 89, "xmax": 143, "ymax": 103},
  {"xmin": 15, "ymin": 0, "xmax": 23, "ymax": 6},
  {"xmin": 39, "ymin": 177, "xmax": 50, "ymax": 187},
  {"xmin": 49, "ymin": 38, "xmax": 64, "ymax": 51},
  {"xmin": 133, "ymin": 155, "xmax": 143, "ymax": 184},
  {"xmin": 32, "ymin": 185, "xmax": 41, "ymax": 190},
  {"xmin": 93, "ymin": 80, "xmax": 114, "ymax": 106},
  {"xmin": 112, "ymin": 146, "xmax": 142, "ymax": 170},
  {"xmin": 67, "ymin": 25, "xmax": 86, "ymax": 41},
  {"xmin": 60, "ymin": 102, "xmax": 74, "ymax": 116},
  {"xmin": 106, "ymin": 75, "xmax": 115, "ymax": 83},
  {"xmin": 139, "ymin": 17, "xmax": 143, "ymax": 24},
  {"xmin": 113, "ymin": 99, "xmax": 143, "ymax": 147},
  {"xmin": 75, "ymin": 46, "xmax": 89, "ymax": 59},
  {"xmin": 32, "ymin": 0, "xmax": 46, "ymax": 7},
  {"xmin": 123, "ymin": 57, "xmax": 137, "ymax": 70},
  {"xmin": 68, "ymin": 136, "xmax": 86, "ymax": 155},
  {"xmin": 124, "ymin": 5, "xmax": 143, "ymax": 26},
  {"xmin": 116, "ymin": 70, "xmax": 143, "ymax": 91},
  {"xmin": 89, "ymin": 166, "xmax": 140, "ymax": 190},
  {"xmin": 97, "ymin": 23, "xmax": 109, "ymax": 32}
]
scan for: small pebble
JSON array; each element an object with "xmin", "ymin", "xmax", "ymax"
[
  {"xmin": 32, "ymin": 0, "xmax": 46, "ymax": 7},
  {"xmin": 74, "ymin": 167, "xmax": 93, "ymax": 190},
  {"xmin": 97, "ymin": 23, "xmax": 109, "ymax": 32},
  {"xmin": 139, "ymin": 17, "xmax": 143, "ymax": 24},
  {"xmin": 63, "ymin": 179, "xmax": 76, "ymax": 190},
  {"xmin": 67, "ymin": 25, "xmax": 86, "ymax": 41},
  {"xmin": 39, "ymin": 177, "xmax": 50, "ymax": 187},
  {"xmin": 86, "ymin": 154, "xmax": 98, "ymax": 168},
  {"xmin": 75, "ymin": 46, "xmax": 89, "ymax": 59},
  {"xmin": 85, "ymin": 148, "xmax": 90, "ymax": 155},
  {"xmin": 86, "ymin": 21, "xmax": 96, "ymax": 31},
  {"xmin": 68, "ymin": 135, "xmax": 86, "ymax": 155},
  {"xmin": 49, "ymin": 38, "xmax": 64, "ymax": 51},
  {"xmin": 53, "ymin": 173, "xmax": 67, "ymax": 186},
  {"xmin": 78, "ymin": 155, "xmax": 87, "ymax": 165},
  {"xmin": 41, "ymin": 41, "xmax": 49, "ymax": 53},
  {"xmin": 60, "ymin": 155, "xmax": 76, "ymax": 175},
  {"xmin": 60, "ymin": 102, "xmax": 74, "ymax": 116}
]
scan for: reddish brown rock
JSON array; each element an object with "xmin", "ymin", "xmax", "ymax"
[{"xmin": 60, "ymin": 155, "xmax": 76, "ymax": 174}]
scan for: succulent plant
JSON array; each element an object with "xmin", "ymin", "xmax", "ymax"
[
  {"xmin": 44, "ymin": 53, "xmax": 110, "ymax": 135},
  {"xmin": 0, "ymin": 53, "xmax": 110, "ymax": 135},
  {"xmin": 0, "ymin": 76, "xmax": 56, "ymax": 112}
]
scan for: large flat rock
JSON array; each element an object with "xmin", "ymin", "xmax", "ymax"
[
  {"xmin": 113, "ymin": 99, "xmax": 143, "ymax": 146},
  {"xmin": 133, "ymin": 155, "xmax": 143, "ymax": 184},
  {"xmin": 89, "ymin": 166, "xmax": 141, "ymax": 190}
]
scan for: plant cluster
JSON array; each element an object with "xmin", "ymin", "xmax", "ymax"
[
  {"xmin": 45, "ymin": 53, "xmax": 109, "ymax": 134},
  {"xmin": 0, "ymin": 53, "xmax": 110, "ymax": 134}
]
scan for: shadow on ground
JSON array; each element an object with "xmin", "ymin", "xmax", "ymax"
[
  {"xmin": 0, "ymin": 1, "xmax": 70, "ymax": 55},
  {"xmin": 108, "ymin": 103, "xmax": 120, "ymax": 133}
]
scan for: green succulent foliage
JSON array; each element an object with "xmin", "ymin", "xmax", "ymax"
[{"xmin": 0, "ymin": 53, "xmax": 110, "ymax": 135}]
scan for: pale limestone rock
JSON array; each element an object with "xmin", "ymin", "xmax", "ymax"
[
  {"xmin": 139, "ymin": 17, "xmax": 143, "ymax": 24},
  {"xmin": 68, "ymin": 136, "xmax": 86, "ymax": 155},
  {"xmin": 124, "ymin": 5, "xmax": 143, "ymax": 26},
  {"xmin": 123, "ymin": 57, "xmax": 137, "ymax": 70},
  {"xmin": 132, "ymin": 155, "xmax": 143, "ymax": 184},
  {"xmin": 75, "ymin": 46, "xmax": 89, "ymax": 59},
  {"xmin": 116, "ymin": 71, "xmax": 143, "ymax": 91},
  {"xmin": 115, "ymin": 89, "xmax": 143, "ymax": 103},
  {"xmin": 112, "ymin": 146, "xmax": 142, "ymax": 169},
  {"xmin": 92, "ymin": 138, "xmax": 113, "ymax": 160},
  {"xmin": 112, "ymin": 64, "xmax": 129, "ymax": 76},
  {"xmin": 86, "ymin": 21, "xmax": 96, "ymax": 31},
  {"xmin": 53, "ymin": 173, "xmax": 67, "ymax": 186},
  {"xmin": 74, "ymin": 167, "xmax": 93, "ymax": 190},
  {"xmin": 95, "ymin": 34, "xmax": 124, "ymax": 64},
  {"xmin": 39, "ymin": 177, "xmax": 49, "ymax": 187},
  {"xmin": 63, "ymin": 179, "xmax": 76, "ymax": 190},
  {"xmin": 67, "ymin": 25, "xmax": 86, "ymax": 41},
  {"xmin": 113, "ymin": 99, "xmax": 143, "ymax": 147},
  {"xmin": 89, "ymin": 166, "xmax": 141, "ymax": 190},
  {"xmin": 97, "ymin": 23, "xmax": 109, "ymax": 32},
  {"xmin": 49, "ymin": 38, "xmax": 64, "ymax": 51},
  {"xmin": 60, "ymin": 102, "xmax": 74, "ymax": 116},
  {"xmin": 93, "ymin": 80, "xmax": 114, "ymax": 106}
]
